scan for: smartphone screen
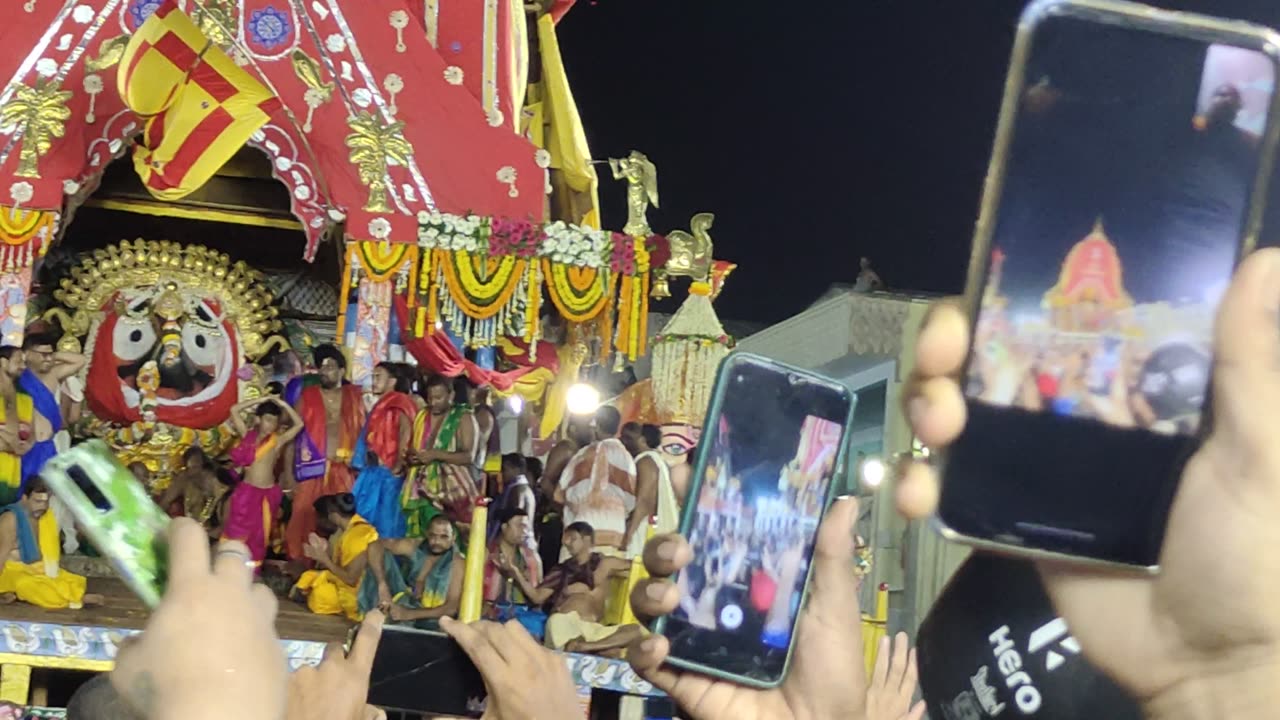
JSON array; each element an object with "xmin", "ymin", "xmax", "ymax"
[
  {"xmin": 941, "ymin": 7, "xmax": 1280, "ymax": 567},
  {"xmin": 361, "ymin": 625, "xmax": 488, "ymax": 717},
  {"xmin": 661, "ymin": 355, "xmax": 852, "ymax": 685}
]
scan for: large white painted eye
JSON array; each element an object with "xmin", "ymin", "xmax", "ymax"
[
  {"xmin": 113, "ymin": 319, "xmax": 156, "ymax": 362},
  {"xmin": 181, "ymin": 323, "xmax": 225, "ymax": 367}
]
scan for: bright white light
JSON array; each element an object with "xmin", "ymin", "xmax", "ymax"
[
  {"xmin": 565, "ymin": 383, "xmax": 601, "ymax": 416},
  {"xmin": 507, "ymin": 395, "xmax": 524, "ymax": 415},
  {"xmin": 434, "ymin": 320, "xmax": 444, "ymax": 331},
  {"xmin": 862, "ymin": 458, "xmax": 886, "ymax": 489}
]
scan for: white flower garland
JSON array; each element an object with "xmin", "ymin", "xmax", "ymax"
[{"xmin": 416, "ymin": 212, "xmax": 614, "ymax": 268}]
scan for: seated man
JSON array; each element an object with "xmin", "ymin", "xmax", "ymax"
[
  {"xmin": 0, "ymin": 479, "xmax": 102, "ymax": 609},
  {"xmin": 224, "ymin": 398, "xmax": 302, "ymax": 568},
  {"xmin": 485, "ymin": 507, "xmax": 541, "ymax": 605},
  {"xmin": 157, "ymin": 447, "xmax": 230, "ymax": 539},
  {"xmin": 358, "ymin": 514, "xmax": 462, "ymax": 628},
  {"xmin": 292, "ymin": 493, "xmax": 378, "ymax": 620},
  {"xmin": 497, "ymin": 521, "xmax": 641, "ymax": 656}
]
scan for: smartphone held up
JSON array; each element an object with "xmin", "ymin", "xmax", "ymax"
[
  {"xmin": 937, "ymin": 0, "xmax": 1280, "ymax": 569},
  {"xmin": 40, "ymin": 440, "xmax": 169, "ymax": 608},
  {"xmin": 653, "ymin": 353, "xmax": 854, "ymax": 688}
]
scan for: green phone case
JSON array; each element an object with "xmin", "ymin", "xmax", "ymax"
[
  {"xmin": 40, "ymin": 440, "xmax": 169, "ymax": 608},
  {"xmin": 651, "ymin": 352, "xmax": 855, "ymax": 689}
]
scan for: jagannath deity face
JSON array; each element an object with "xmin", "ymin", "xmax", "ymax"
[
  {"xmin": 658, "ymin": 422, "xmax": 701, "ymax": 467},
  {"xmin": 85, "ymin": 282, "xmax": 240, "ymax": 430}
]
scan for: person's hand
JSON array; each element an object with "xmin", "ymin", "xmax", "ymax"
[
  {"xmin": 377, "ymin": 581, "xmax": 393, "ymax": 610},
  {"xmin": 286, "ymin": 611, "xmax": 387, "ymax": 720},
  {"xmin": 303, "ymin": 537, "xmax": 327, "ymax": 563},
  {"xmin": 388, "ymin": 603, "xmax": 411, "ymax": 622},
  {"xmin": 441, "ymin": 617, "xmax": 582, "ymax": 720},
  {"xmin": 900, "ymin": 249, "xmax": 1280, "ymax": 716},
  {"xmin": 492, "ymin": 552, "xmax": 517, "ymax": 576},
  {"xmin": 626, "ymin": 496, "xmax": 867, "ymax": 720},
  {"xmin": 864, "ymin": 633, "xmax": 924, "ymax": 720},
  {"xmin": 111, "ymin": 521, "xmax": 286, "ymax": 720}
]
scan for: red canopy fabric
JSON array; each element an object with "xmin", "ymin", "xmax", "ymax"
[{"xmin": 0, "ymin": 1, "xmax": 547, "ymax": 258}]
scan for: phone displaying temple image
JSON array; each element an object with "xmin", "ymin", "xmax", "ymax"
[
  {"xmin": 939, "ymin": 1, "xmax": 1280, "ymax": 569},
  {"xmin": 655, "ymin": 354, "xmax": 852, "ymax": 687}
]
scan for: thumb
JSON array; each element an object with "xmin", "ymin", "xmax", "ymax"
[
  {"xmin": 1212, "ymin": 248, "xmax": 1280, "ymax": 445},
  {"xmin": 808, "ymin": 496, "xmax": 861, "ymax": 617},
  {"xmin": 788, "ymin": 496, "xmax": 868, "ymax": 699}
]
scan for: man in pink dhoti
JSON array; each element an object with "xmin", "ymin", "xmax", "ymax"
[
  {"xmin": 223, "ymin": 397, "xmax": 303, "ymax": 569},
  {"xmin": 554, "ymin": 406, "xmax": 636, "ymax": 559}
]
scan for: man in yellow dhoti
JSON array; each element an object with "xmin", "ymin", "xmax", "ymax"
[
  {"xmin": 0, "ymin": 478, "xmax": 102, "ymax": 609},
  {"xmin": 291, "ymin": 493, "xmax": 378, "ymax": 620}
]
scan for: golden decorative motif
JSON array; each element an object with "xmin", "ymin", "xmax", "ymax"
[
  {"xmin": 192, "ymin": 0, "xmax": 237, "ymax": 47},
  {"xmin": 291, "ymin": 49, "xmax": 334, "ymax": 104},
  {"xmin": 0, "ymin": 78, "xmax": 73, "ymax": 179},
  {"xmin": 89, "ymin": 416, "xmax": 237, "ymax": 492},
  {"xmin": 609, "ymin": 151, "xmax": 658, "ymax": 237},
  {"xmin": 345, "ymin": 111, "xmax": 414, "ymax": 213},
  {"xmin": 86, "ymin": 35, "xmax": 130, "ymax": 72},
  {"xmin": 294, "ymin": 49, "xmax": 334, "ymax": 133},
  {"xmin": 50, "ymin": 239, "xmax": 283, "ymax": 359},
  {"xmin": 654, "ymin": 212, "xmax": 715, "ymax": 299}
]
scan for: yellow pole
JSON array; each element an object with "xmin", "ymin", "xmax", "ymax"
[
  {"xmin": 458, "ymin": 499, "xmax": 490, "ymax": 623},
  {"xmin": 861, "ymin": 582, "xmax": 890, "ymax": 677},
  {"xmin": 616, "ymin": 517, "xmax": 656, "ymax": 626}
]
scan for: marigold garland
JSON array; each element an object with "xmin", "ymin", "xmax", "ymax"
[
  {"xmin": 356, "ymin": 241, "xmax": 416, "ymax": 282},
  {"xmin": 543, "ymin": 259, "xmax": 615, "ymax": 323},
  {"xmin": 0, "ymin": 206, "xmax": 56, "ymax": 272},
  {"xmin": 438, "ymin": 250, "xmax": 526, "ymax": 320},
  {"xmin": 406, "ymin": 214, "xmax": 668, "ymax": 361}
]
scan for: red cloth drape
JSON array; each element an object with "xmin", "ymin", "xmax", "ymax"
[
  {"xmin": 364, "ymin": 391, "xmax": 417, "ymax": 468},
  {"xmin": 392, "ymin": 296, "xmax": 535, "ymax": 391}
]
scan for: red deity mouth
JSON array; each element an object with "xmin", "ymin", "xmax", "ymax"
[{"xmin": 117, "ymin": 355, "xmax": 215, "ymax": 402}]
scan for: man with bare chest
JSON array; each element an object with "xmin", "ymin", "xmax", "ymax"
[
  {"xmin": 18, "ymin": 333, "xmax": 84, "ymax": 485},
  {"xmin": 0, "ymin": 479, "xmax": 101, "ymax": 609},
  {"xmin": 0, "ymin": 348, "xmax": 34, "ymax": 507},
  {"xmin": 286, "ymin": 345, "xmax": 365, "ymax": 560},
  {"xmin": 223, "ymin": 397, "xmax": 304, "ymax": 568},
  {"xmin": 156, "ymin": 447, "xmax": 229, "ymax": 539},
  {"xmin": 499, "ymin": 521, "xmax": 643, "ymax": 655}
]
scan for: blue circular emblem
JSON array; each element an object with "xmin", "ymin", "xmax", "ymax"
[
  {"xmin": 249, "ymin": 7, "xmax": 292, "ymax": 50},
  {"xmin": 129, "ymin": 0, "xmax": 163, "ymax": 28},
  {"xmin": 449, "ymin": 41, "xmax": 463, "ymax": 54}
]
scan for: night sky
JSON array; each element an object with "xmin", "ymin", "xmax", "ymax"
[{"xmin": 556, "ymin": 0, "xmax": 1280, "ymax": 326}]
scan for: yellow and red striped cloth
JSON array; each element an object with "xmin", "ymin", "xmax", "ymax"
[{"xmin": 117, "ymin": 0, "xmax": 279, "ymax": 200}]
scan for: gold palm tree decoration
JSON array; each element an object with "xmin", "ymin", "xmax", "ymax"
[
  {"xmin": 0, "ymin": 78, "xmax": 73, "ymax": 179},
  {"xmin": 345, "ymin": 110, "xmax": 414, "ymax": 213},
  {"xmin": 193, "ymin": 0, "xmax": 237, "ymax": 47}
]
